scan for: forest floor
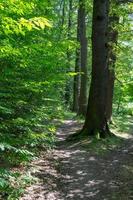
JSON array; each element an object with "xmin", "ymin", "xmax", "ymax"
[{"xmin": 20, "ymin": 119, "xmax": 133, "ymax": 200}]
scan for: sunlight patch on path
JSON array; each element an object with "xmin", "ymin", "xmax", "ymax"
[{"xmin": 20, "ymin": 120, "xmax": 133, "ymax": 200}]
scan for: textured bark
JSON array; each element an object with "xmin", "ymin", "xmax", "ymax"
[
  {"xmin": 82, "ymin": 0, "xmax": 111, "ymax": 138},
  {"xmin": 78, "ymin": 0, "xmax": 88, "ymax": 116}
]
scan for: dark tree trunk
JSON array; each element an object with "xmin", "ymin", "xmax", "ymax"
[
  {"xmin": 78, "ymin": 0, "xmax": 88, "ymax": 116},
  {"xmin": 82, "ymin": 0, "xmax": 112, "ymax": 138}
]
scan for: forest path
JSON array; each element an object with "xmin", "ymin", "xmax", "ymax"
[{"xmin": 20, "ymin": 120, "xmax": 133, "ymax": 200}]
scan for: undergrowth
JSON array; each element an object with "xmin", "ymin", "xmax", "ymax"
[
  {"xmin": 0, "ymin": 168, "xmax": 37, "ymax": 200},
  {"xmin": 0, "ymin": 69, "xmax": 67, "ymax": 199}
]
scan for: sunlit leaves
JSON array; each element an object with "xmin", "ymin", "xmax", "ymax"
[
  {"xmin": 1, "ymin": 16, "xmax": 51, "ymax": 35},
  {"xmin": 29, "ymin": 17, "xmax": 52, "ymax": 29},
  {"xmin": 0, "ymin": 0, "xmax": 52, "ymax": 72},
  {"xmin": 0, "ymin": 0, "xmax": 52, "ymax": 36},
  {"xmin": 0, "ymin": 0, "xmax": 35, "ymax": 16}
]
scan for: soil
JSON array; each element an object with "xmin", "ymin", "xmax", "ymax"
[{"xmin": 20, "ymin": 120, "xmax": 133, "ymax": 200}]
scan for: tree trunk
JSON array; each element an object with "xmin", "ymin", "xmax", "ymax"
[
  {"xmin": 106, "ymin": 14, "xmax": 119, "ymax": 122},
  {"xmin": 73, "ymin": 1, "xmax": 81, "ymax": 112},
  {"xmin": 78, "ymin": 0, "xmax": 88, "ymax": 116},
  {"xmin": 82, "ymin": 0, "xmax": 112, "ymax": 138},
  {"xmin": 64, "ymin": 0, "xmax": 73, "ymax": 105},
  {"xmin": 106, "ymin": 67, "xmax": 115, "ymax": 122},
  {"xmin": 73, "ymin": 49, "xmax": 80, "ymax": 112}
]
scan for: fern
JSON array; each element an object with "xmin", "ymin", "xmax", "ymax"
[{"xmin": 0, "ymin": 142, "xmax": 34, "ymax": 164}]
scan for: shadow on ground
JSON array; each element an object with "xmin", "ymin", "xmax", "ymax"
[{"xmin": 21, "ymin": 120, "xmax": 133, "ymax": 200}]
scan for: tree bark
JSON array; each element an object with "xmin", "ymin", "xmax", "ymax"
[
  {"xmin": 78, "ymin": 0, "xmax": 88, "ymax": 116},
  {"xmin": 106, "ymin": 14, "xmax": 119, "ymax": 122},
  {"xmin": 82, "ymin": 0, "xmax": 112, "ymax": 138}
]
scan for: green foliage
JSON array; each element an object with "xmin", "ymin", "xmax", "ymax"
[
  {"xmin": 0, "ymin": 168, "xmax": 36, "ymax": 200},
  {"xmin": 113, "ymin": 2, "xmax": 133, "ymax": 116},
  {"xmin": 0, "ymin": 0, "xmax": 71, "ymax": 198},
  {"xmin": 0, "ymin": 142, "xmax": 33, "ymax": 164},
  {"xmin": 0, "ymin": 0, "xmax": 51, "ymax": 35},
  {"xmin": 0, "ymin": 0, "xmax": 132, "ymax": 199}
]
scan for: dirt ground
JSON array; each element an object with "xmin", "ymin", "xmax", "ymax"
[{"xmin": 20, "ymin": 120, "xmax": 133, "ymax": 200}]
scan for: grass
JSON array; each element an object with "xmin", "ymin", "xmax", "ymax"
[
  {"xmin": 80, "ymin": 136, "xmax": 123, "ymax": 155},
  {"xmin": 111, "ymin": 114, "xmax": 133, "ymax": 138}
]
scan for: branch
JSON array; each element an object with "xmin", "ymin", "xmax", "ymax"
[
  {"xmin": 115, "ymin": 77, "xmax": 124, "ymax": 85},
  {"xmin": 117, "ymin": 0, "xmax": 133, "ymax": 4}
]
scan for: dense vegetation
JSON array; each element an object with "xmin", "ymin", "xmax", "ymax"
[{"xmin": 0, "ymin": 0, "xmax": 132, "ymax": 199}]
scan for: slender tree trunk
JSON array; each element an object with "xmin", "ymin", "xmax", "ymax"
[
  {"xmin": 73, "ymin": 1, "xmax": 81, "ymax": 112},
  {"xmin": 61, "ymin": 0, "xmax": 65, "ymax": 27},
  {"xmin": 73, "ymin": 50, "xmax": 80, "ymax": 112},
  {"xmin": 78, "ymin": 0, "xmax": 88, "ymax": 116},
  {"xmin": 82, "ymin": 0, "xmax": 112, "ymax": 138},
  {"xmin": 64, "ymin": 0, "xmax": 73, "ymax": 105}
]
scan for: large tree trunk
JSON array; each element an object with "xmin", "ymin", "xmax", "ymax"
[
  {"xmin": 82, "ymin": 0, "xmax": 112, "ymax": 138},
  {"xmin": 78, "ymin": 0, "xmax": 88, "ymax": 116}
]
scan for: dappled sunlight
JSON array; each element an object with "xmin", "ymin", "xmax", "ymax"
[
  {"xmin": 111, "ymin": 115, "xmax": 133, "ymax": 139},
  {"xmin": 115, "ymin": 131, "xmax": 133, "ymax": 139},
  {"xmin": 21, "ymin": 120, "xmax": 133, "ymax": 200},
  {"xmin": 50, "ymin": 120, "xmax": 133, "ymax": 199},
  {"xmin": 0, "ymin": 0, "xmax": 132, "ymax": 198},
  {"xmin": 53, "ymin": 145, "xmax": 133, "ymax": 199},
  {"xmin": 56, "ymin": 120, "xmax": 83, "ymax": 142}
]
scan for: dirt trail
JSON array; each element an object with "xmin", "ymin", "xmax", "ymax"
[{"xmin": 21, "ymin": 120, "xmax": 133, "ymax": 200}]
